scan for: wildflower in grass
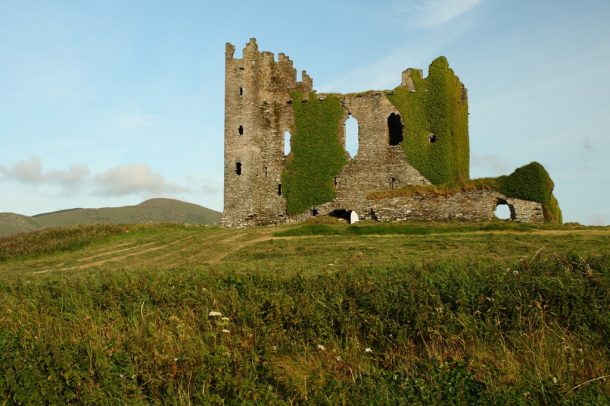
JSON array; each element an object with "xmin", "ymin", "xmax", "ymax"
[
  {"xmin": 365, "ymin": 347, "xmax": 372, "ymax": 353},
  {"xmin": 317, "ymin": 344, "xmax": 326, "ymax": 351},
  {"xmin": 336, "ymin": 356, "xmax": 341, "ymax": 361},
  {"xmin": 513, "ymin": 270, "xmax": 519, "ymax": 275},
  {"xmin": 552, "ymin": 377, "xmax": 558, "ymax": 384},
  {"xmin": 208, "ymin": 311, "xmax": 222, "ymax": 317},
  {"xmin": 221, "ymin": 317, "xmax": 230, "ymax": 321},
  {"xmin": 272, "ymin": 345, "xmax": 277, "ymax": 351},
  {"xmin": 173, "ymin": 358, "xmax": 178, "ymax": 362},
  {"xmin": 222, "ymin": 329, "xmax": 230, "ymax": 333}
]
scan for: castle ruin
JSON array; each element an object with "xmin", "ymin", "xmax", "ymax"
[{"xmin": 222, "ymin": 39, "xmax": 560, "ymax": 228}]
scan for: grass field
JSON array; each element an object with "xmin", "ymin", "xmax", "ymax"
[{"xmin": 0, "ymin": 221, "xmax": 609, "ymax": 404}]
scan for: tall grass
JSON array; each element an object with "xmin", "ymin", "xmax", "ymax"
[
  {"xmin": 1, "ymin": 249, "xmax": 608, "ymax": 403},
  {"xmin": 0, "ymin": 224, "xmax": 199, "ymax": 263}
]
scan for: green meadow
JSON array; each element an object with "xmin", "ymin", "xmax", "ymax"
[{"xmin": 0, "ymin": 222, "xmax": 608, "ymax": 404}]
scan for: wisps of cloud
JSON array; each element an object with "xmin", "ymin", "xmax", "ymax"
[
  {"xmin": 471, "ymin": 153, "xmax": 510, "ymax": 176},
  {"xmin": 94, "ymin": 164, "xmax": 187, "ymax": 196},
  {"xmin": 404, "ymin": 0, "xmax": 484, "ymax": 28},
  {"xmin": 319, "ymin": 0, "xmax": 480, "ymax": 93},
  {"xmin": 589, "ymin": 211, "xmax": 608, "ymax": 226},
  {"xmin": 0, "ymin": 156, "xmax": 89, "ymax": 190},
  {"xmin": 0, "ymin": 157, "xmax": 213, "ymax": 199},
  {"xmin": 111, "ymin": 114, "xmax": 158, "ymax": 127}
]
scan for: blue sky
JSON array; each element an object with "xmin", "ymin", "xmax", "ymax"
[{"xmin": 1, "ymin": 0, "xmax": 609, "ymax": 224}]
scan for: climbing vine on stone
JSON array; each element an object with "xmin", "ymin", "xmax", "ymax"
[
  {"xmin": 282, "ymin": 92, "xmax": 347, "ymax": 215},
  {"xmin": 387, "ymin": 57, "xmax": 469, "ymax": 185}
]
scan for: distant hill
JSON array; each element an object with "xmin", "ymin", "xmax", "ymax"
[{"xmin": 0, "ymin": 198, "xmax": 221, "ymax": 237}]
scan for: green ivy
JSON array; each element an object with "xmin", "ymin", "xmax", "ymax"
[
  {"xmin": 282, "ymin": 92, "xmax": 347, "ymax": 215},
  {"xmin": 496, "ymin": 162, "xmax": 562, "ymax": 224},
  {"xmin": 470, "ymin": 162, "xmax": 562, "ymax": 223},
  {"xmin": 386, "ymin": 57, "xmax": 469, "ymax": 185}
]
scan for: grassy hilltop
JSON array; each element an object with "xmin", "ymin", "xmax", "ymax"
[
  {"xmin": 0, "ymin": 221, "xmax": 609, "ymax": 404},
  {"xmin": 0, "ymin": 198, "xmax": 221, "ymax": 238}
]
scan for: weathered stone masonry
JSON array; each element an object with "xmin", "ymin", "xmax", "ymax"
[{"xmin": 222, "ymin": 39, "xmax": 545, "ymax": 227}]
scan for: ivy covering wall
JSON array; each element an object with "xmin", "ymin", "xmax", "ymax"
[
  {"xmin": 386, "ymin": 57, "xmax": 469, "ymax": 185},
  {"xmin": 494, "ymin": 162, "xmax": 562, "ymax": 224},
  {"xmin": 282, "ymin": 93, "xmax": 347, "ymax": 215}
]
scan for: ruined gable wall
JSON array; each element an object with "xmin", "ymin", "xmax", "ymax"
[{"xmin": 332, "ymin": 91, "xmax": 430, "ymax": 212}]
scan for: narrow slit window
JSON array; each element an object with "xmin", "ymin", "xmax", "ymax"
[
  {"xmin": 264, "ymin": 166, "xmax": 268, "ymax": 177},
  {"xmin": 277, "ymin": 184, "xmax": 282, "ymax": 196},
  {"xmin": 344, "ymin": 115, "xmax": 359, "ymax": 158},
  {"xmin": 284, "ymin": 130, "xmax": 291, "ymax": 156},
  {"xmin": 236, "ymin": 162, "xmax": 242, "ymax": 175},
  {"xmin": 239, "ymin": 86, "xmax": 243, "ymax": 96},
  {"xmin": 238, "ymin": 125, "xmax": 244, "ymax": 135}
]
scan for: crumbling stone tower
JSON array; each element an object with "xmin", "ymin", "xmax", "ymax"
[
  {"xmin": 223, "ymin": 39, "xmax": 304, "ymax": 227},
  {"xmin": 222, "ymin": 39, "xmax": 561, "ymax": 227}
]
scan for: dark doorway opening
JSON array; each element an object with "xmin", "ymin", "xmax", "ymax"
[
  {"xmin": 329, "ymin": 209, "xmax": 351, "ymax": 222},
  {"xmin": 235, "ymin": 162, "xmax": 242, "ymax": 175},
  {"xmin": 388, "ymin": 113, "xmax": 403, "ymax": 145}
]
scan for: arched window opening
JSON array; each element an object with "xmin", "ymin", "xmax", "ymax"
[
  {"xmin": 388, "ymin": 113, "xmax": 403, "ymax": 145},
  {"xmin": 344, "ymin": 115, "xmax": 359, "ymax": 158},
  {"xmin": 238, "ymin": 125, "xmax": 244, "ymax": 135},
  {"xmin": 284, "ymin": 130, "xmax": 291, "ymax": 156},
  {"xmin": 495, "ymin": 200, "xmax": 514, "ymax": 220},
  {"xmin": 235, "ymin": 162, "xmax": 242, "ymax": 176}
]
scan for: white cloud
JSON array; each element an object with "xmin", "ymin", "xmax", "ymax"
[
  {"xmin": 0, "ymin": 156, "xmax": 89, "ymax": 190},
  {"xmin": 406, "ymin": 0, "xmax": 483, "ymax": 28},
  {"xmin": 94, "ymin": 164, "xmax": 187, "ymax": 196}
]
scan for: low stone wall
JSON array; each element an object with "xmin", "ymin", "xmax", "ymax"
[
  {"xmin": 223, "ymin": 189, "xmax": 544, "ymax": 227},
  {"xmin": 350, "ymin": 190, "xmax": 544, "ymax": 223}
]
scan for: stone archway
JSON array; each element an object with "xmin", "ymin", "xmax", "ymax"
[{"xmin": 495, "ymin": 198, "xmax": 516, "ymax": 220}]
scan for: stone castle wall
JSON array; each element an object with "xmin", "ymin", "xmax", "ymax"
[
  {"xmin": 222, "ymin": 39, "xmax": 545, "ymax": 227},
  {"xmin": 222, "ymin": 39, "xmax": 296, "ymax": 227}
]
